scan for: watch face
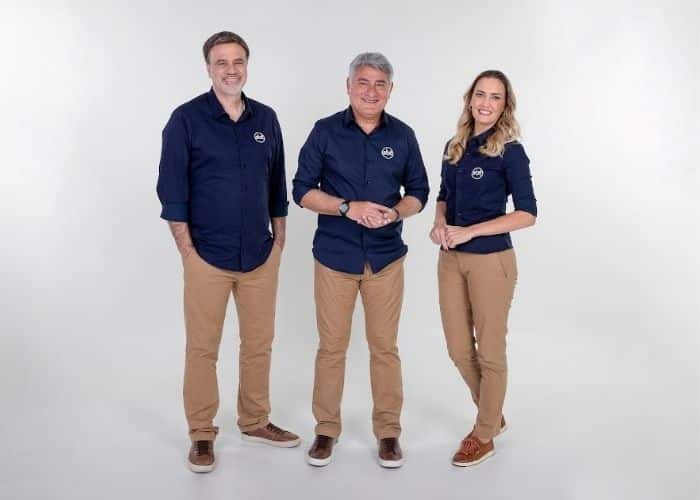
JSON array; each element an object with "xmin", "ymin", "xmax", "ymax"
[{"xmin": 339, "ymin": 201, "xmax": 349, "ymax": 216}]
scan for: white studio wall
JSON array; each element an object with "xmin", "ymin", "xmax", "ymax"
[{"xmin": 0, "ymin": 1, "xmax": 697, "ymax": 499}]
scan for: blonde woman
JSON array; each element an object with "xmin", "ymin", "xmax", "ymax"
[{"xmin": 430, "ymin": 70, "xmax": 537, "ymax": 466}]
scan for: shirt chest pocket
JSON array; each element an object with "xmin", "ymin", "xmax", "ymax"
[
  {"xmin": 373, "ymin": 147, "xmax": 406, "ymax": 186},
  {"xmin": 478, "ymin": 165, "xmax": 507, "ymax": 211},
  {"xmin": 247, "ymin": 139, "xmax": 274, "ymax": 174},
  {"xmin": 456, "ymin": 163, "xmax": 506, "ymax": 213}
]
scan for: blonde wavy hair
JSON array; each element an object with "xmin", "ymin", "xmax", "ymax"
[{"xmin": 445, "ymin": 70, "xmax": 520, "ymax": 164}]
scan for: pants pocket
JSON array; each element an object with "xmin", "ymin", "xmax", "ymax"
[{"xmin": 495, "ymin": 249, "xmax": 517, "ymax": 281}]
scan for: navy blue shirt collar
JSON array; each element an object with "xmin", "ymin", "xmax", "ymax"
[
  {"xmin": 342, "ymin": 106, "xmax": 390, "ymax": 130},
  {"xmin": 206, "ymin": 88, "xmax": 254, "ymax": 121},
  {"xmin": 467, "ymin": 126, "xmax": 496, "ymax": 151}
]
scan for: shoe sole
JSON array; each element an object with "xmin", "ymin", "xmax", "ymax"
[
  {"xmin": 307, "ymin": 454, "xmax": 333, "ymax": 467},
  {"xmin": 307, "ymin": 440, "xmax": 337, "ymax": 467},
  {"xmin": 378, "ymin": 457, "xmax": 405, "ymax": 468},
  {"xmin": 452, "ymin": 449, "xmax": 495, "ymax": 467},
  {"xmin": 241, "ymin": 434, "xmax": 301, "ymax": 448},
  {"xmin": 187, "ymin": 461, "xmax": 215, "ymax": 473}
]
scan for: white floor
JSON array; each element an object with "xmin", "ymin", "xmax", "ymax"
[{"xmin": 3, "ymin": 314, "xmax": 697, "ymax": 500}]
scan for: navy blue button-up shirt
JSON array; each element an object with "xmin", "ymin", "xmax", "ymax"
[
  {"xmin": 437, "ymin": 128, "xmax": 537, "ymax": 254},
  {"xmin": 157, "ymin": 89, "xmax": 288, "ymax": 272},
  {"xmin": 293, "ymin": 107, "xmax": 430, "ymax": 274}
]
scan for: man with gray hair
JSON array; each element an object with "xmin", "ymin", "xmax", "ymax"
[
  {"xmin": 157, "ymin": 31, "xmax": 299, "ymax": 473},
  {"xmin": 293, "ymin": 52, "xmax": 430, "ymax": 468}
]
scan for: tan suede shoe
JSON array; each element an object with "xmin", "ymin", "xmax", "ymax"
[{"xmin": 242, "ymin": 422, "xmax": 301, "ymax": 448}]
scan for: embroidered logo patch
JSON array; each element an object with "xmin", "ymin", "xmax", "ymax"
[
  {"xmin": 471, "ymin": 167, "xmax": 484, "ymax": 180},
  {"xmin": 253, "ymin": 132, "xmax": 266, "ymax": 143},
  {"xmin": 381, "ymin": 147, "xmax": 394, "ymax": 159}
]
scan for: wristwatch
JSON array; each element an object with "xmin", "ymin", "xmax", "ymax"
[{"xmin": 338, "ymin": 200, "xmax": 350, "ymax": 218}]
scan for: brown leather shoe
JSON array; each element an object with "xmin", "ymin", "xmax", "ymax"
[
  {"xmin": 242, "ymin": 422, "xmax": 301, "ymax": 448},
  {"xmin": 188, "ymin": 440, "xmax": 215, "ymax": 473},
  {"xmin": 452, "ymin": 435, "xmax": 495, "ymax": 467},
  {"xmin": 307, "ymin": 435, "xmax": 336, "ymax": 467},
  {"xmin": 378, "ymin": 437, "xmax": 404, "ymax": 468}
]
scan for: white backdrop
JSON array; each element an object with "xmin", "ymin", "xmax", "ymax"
[{"xmin": 1, "ymin": 1, "xmax": 698, "ymax": 499}]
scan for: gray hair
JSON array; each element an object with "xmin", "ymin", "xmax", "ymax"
[{"xmin": 348, "ymin": 52, "xmax": 393, "ymax": 81}]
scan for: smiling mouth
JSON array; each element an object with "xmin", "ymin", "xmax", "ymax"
[{"xmin": 477, "ymin": 109, "xmax": 492, "ymax": 116}]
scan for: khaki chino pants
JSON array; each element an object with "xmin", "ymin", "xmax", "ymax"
[
  {"xmin": 313, "ymin": 257, "xmax": 405, "ymax": 439},
  {"xmin": 438, "ymin": 249, "xmax": 517, "ymax": 441},
  {"xmin": 183, "ymin": 244, "xmax": 282, "ymax": 442}
]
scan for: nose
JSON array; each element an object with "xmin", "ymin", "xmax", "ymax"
[{"xmin": 479, "ymin": 101, "xmax": 491, "ymax": 111}]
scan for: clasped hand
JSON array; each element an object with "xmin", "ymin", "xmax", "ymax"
[
  {"xmin": 429, "ymin": 224, "xmax": 474, "ymax": 250},
  {"xmin": 347, "ymin": 201, "xmax": 398, "ymax": 228}
]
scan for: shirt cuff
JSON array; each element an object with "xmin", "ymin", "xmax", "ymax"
[
  {"xmin": 404, "ymin": 189, "xmax": 429, "ymax": 212},
  {"xmin": 514, "ymin": 199, "xmax": 538, "ymax": 217},
  {"xmin": 270, "ymin": 201, "xmax": 289, "ymax": 218},
  {"xmin": 160, "ymin": 203, "xmax": 188, "ymax": 222},
  {"xmin": 292, "ymin": 184, "xmax": 315, "ymax": 207}
]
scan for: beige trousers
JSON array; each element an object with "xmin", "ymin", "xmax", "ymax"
[
  {"xmin": 438, "ymin": 249, "xmax": 517, "ymax": 441},
  {"xmin": 182, "ymin": 244, "xmax": 281, "ymax": 442},
  {"xmin": 312, "ymin": 257, "xmax": 405, "ymax": 439}
]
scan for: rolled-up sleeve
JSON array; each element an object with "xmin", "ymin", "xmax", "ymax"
[
  {"xmin": 156, "ymin": 109, "xmax": 190, "ymax": 222},
  {"xmin": 436, "ymin": 142, "xmax": 449, "ymax": 202},
  {"xmin": 504, "ymin": 142, "xmax": 537, "ymax": 217},
  {"xmin": 268, "ymin": 113, "xmax": 289, "ymax": 218},
  {"xmin": 402, "ymin": 130, "xmax": 430, "ymax": 210},
  {"xmin": 292, "ymin": 123, "xmax": 324, "ymax": 207}
]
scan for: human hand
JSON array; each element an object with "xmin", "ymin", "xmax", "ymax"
[
  {"xmin": 361, "ymin": 206, "xmax": 400, "ymax": 229},
  {"xmin": 445, "ymin": 225, "xmax": 475, "ymax": 248},
  {"xmin": 430, "ymin": 223, "xmax": 449, "ymax": 250},
  {"xmin": 347, "ymin": 201, "xmax": 394, "ymax": 228},
  {"xmin": 180, "ymin": 245, "xmax": 196, "ymax": 262}
]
